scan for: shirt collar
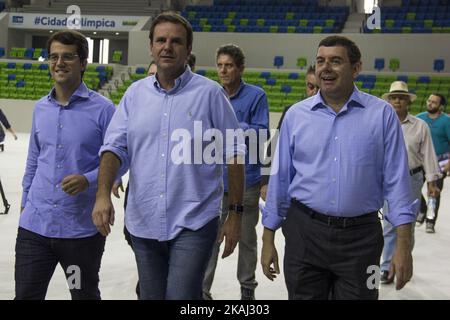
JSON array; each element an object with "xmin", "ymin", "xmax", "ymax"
[
  {"xmin": 402, "ymin": 113, "xmax": 417, "ymax": 124},
  {"xmin": 227, "ymin": 80, "xmax": 245, "ymax": 99},
  {"xmin": 310, "ymin": 85, "xmax": 365, "ymax": 111},
  {"xmin": 152, "ymin": 65, "xmax": 193, "ymax": 94},
  {"xmin": 47, "ymin": 81, "xmax": 90, "ymax": 105}
]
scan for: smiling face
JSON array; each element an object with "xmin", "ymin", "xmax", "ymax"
[
  {"xmin": 315, "ymin": 45, "xmax": 361, "ymax": 102},
  {"xmin": 150, "ymin": 22, "xmax": 191, "ymax": 77},
  {"xmin": 49, "ymin": 41, "xmax": 85, "ymax": 88}
]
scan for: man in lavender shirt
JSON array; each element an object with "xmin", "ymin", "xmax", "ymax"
[
  {"xmin": 92, "ymin": 12, "xmax": 245, "ymax": 300},
  {"xmin": 15, "ymin": 30, "xmax": 116, "ymax": 300},
  {"xmin": 261, "ymin": 36, "xmax": 415, "ymax": 300}
]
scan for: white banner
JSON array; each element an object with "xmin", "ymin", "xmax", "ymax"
[{"xmin": 8, "ymin": 13, "xmax": 143, "ymax": 31}]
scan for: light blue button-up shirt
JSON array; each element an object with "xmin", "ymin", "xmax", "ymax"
[
  {"xmin": 100, "ymin": 68, "xmax": 246, "ymax": 241},
  {"xmin": 20, "ymin": 82, "xmax": 116, "ymax": 238},
  {"xmin": 263, "ymin": 87, "xmax": 415, "ymax": 230}
]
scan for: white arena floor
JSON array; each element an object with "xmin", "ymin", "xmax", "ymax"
[{"xmin": 1, "ymin": 133, "xmax": 449, "ymax": 300}]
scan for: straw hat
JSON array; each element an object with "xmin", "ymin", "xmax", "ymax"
[{"xmin": 382, "ymin": 81, "xmax": 417, "ymax": 102}]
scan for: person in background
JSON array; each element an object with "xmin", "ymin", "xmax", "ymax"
[
  {"xmin": 202, "ymin": 44, "xmax": 269, "ymax": 300},
  {"xmin": 0, "ymin": 108, "xmax": 18, "ymax": 152},
  {"xmin": 380, "ymin": 81, "xmax": 440, "ymax": 285},
  {"xmin": 416, "ymin": 93, "xmax": 450, "ymax": 233}
]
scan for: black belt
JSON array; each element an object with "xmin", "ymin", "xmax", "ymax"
[
  {"xmin": 292, "ymin": 199, "xmax": 379, "ymax": 228},
  {"xmin": 409, "ymin": 166, "xmax": 423, "ymax": 176}
]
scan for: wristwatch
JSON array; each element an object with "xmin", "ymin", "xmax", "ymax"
[{"xmin": 228, "ymin": 204, "xmax": 244, "ymax": 214}]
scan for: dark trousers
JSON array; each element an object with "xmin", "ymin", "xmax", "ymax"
[
  {"xmin": 15, "ymin": 227, "xmax": 105, "ymax": 300},
  {"xmin": 420, "ymin": 175, "xmax": 445, "ymax": 225},
  {"xmin": 282, "ymin": 202, "xmax": 383, "ymax": 300}
]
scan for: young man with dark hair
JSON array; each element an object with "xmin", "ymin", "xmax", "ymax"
[
  {"xmin": 261, "ymin": 35, "xmax": 415, "ymax": 300},
  {"xmin": 92, "ymin": 12, "xmax": 245, "ymax": 300},
  {"xmin": 416, "ymin": 93, "xmax": 450, "ymax": 233},
  {"xmin": 15, "ymin": 30, "xmax": 116, "ymax": 300}
]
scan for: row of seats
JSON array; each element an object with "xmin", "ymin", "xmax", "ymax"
[
  {"xmin": 212, "ymin": 0, "xmax": 319, "ymax": 5},
  {"xmin": 182, "ymin": 3, "xmax": 348, "ymax": 33},
  {"xmin": 0, "ymin": 62, "xmax": 114, "ymax": 98},
  {"xmin": 106, "ymin": 68, "xmax": 450, "ymax": 115},
  {"xmin": 193, "ymin": 25, "xmax": 338, "ymax": 33}
]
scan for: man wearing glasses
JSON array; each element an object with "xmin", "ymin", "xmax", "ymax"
[{"xmin": 15, "ymin": 30, "xmax": 116, "ymax": 300}]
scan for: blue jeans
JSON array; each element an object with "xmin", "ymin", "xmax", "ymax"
[
  {"xmin": 131, "ymin": 217, "xmax": 219, "ymax": 300},
  {"xmin": 15, "ymin": 227, "xmax": 105, "ymax": 300},
  {"xmin": 381, "ymin": 171, "xmax": 423, "ymax": 272}
]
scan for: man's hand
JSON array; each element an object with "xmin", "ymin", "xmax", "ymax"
[
  {"xmin": 427, "ymin": 182, "xmax": 440, "ymax": 198},
  {"xmin": 218, "ymin": 212, "xmax": 241, "ymax": 258},
  {"xmin": 261, "ymin": 228, "xmax": 280, "ymax": 281},
  {"xmin": 389, "ymin": 224, "xmax": 413, "ymax": 290},
  {"xmin": 61, "ymin": 174, "xmax": 89, "ymax": 195},
  {"xmin": 260, "ymin": 184, "xmax": 268, "ymax": 201},
  {"xmin": 92, "ymin": 195, "xmax": 115, "ymax": 236},
  {"xmin": 443, "ymin": 162, "xmax": 450, "ymax": 177},
  {"xmin": 112, "ymin": 182, "xmax": 124, "ymax": 199}
]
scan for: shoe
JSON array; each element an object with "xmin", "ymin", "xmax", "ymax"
[
  {"xmin": 416, "ymin": 212, "xmax": 425, "ymax": 226},
  {"xmin": 380, "ymin": 270, "xmax": 393, "ymax": 285},
  {"xmin": 426, "ymin": 222, "xmax": 435, "ymax": 233},
  {"xmin": 241, "ymin": 288, "xmax": 255, "ymax": 300},
  {"xmin": 0, "ymin": 144, "xmax": 4, "ymax": 152}
]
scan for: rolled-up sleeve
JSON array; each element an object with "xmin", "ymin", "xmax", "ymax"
[{"xmin": 99, "ymin": 92, "xmax": 130, "ymax": 176}]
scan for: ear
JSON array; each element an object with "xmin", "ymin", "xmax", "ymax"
[
  {"xmin": 81, "ymin": 59, "xmax": 87, "ymax": 72},
  {"xmin": 352, "ymin": 61, "xmax": 362, "ymax": 80}
]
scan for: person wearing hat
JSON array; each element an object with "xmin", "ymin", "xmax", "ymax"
[{"xmin": 380, "ymin": 81, "xmax": 441, "ymax": 285}]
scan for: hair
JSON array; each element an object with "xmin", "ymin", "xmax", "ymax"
[
  {"xmin": 149, "ymin": 11, "xmax": 193, "ymax": 49},
  {"xmin": 431, "ymin": 93, "xmax": 447, "ymax": 107},
  {"xmin": 318, "ymin": 35, "xmax": 361, "ymax": 65},
  {"xmin": 187, "ymin": 52, "xmax": 196, "ymax": 69},
  {"xmin": 306, "ymin": 65, "xmax": 315, "ymax": 75},
  {"xmin": 216, "ymin": 44, "xmax": 245, "ymax": 68},
  {"xmin": 46, "ymin": 30, "xmax": 88, "ymax": 62}
]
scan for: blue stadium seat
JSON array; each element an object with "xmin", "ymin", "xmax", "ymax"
[
  {"xmin": 288, "ymin": 72, "xmax": 299, "ymax": 80},
  {"xmin": 0, "ymin": 47, "xmax": 4, "ymax": 57},
  {"xmin": 196, "ymin": 69, "xmax": 206, "ymax": 76},
  {"xmin": 417, "ymin": 76, "xmax": 430, "ymax": 83},
  {"xmin": 434, "ymin": 59, "xmax": 444, "ymax": 72},
  {"xmin": 265, "ymin": 78, "xmax": 276, "ymax": 86},
  {"xmin": 260, "ymin": 71, "xmax": 271, "ymax": 79},
  {"xmin": 281, "ymin": 85, "xmax": 292, "ymax": 94},
  {"xmin": 374, "ymin": 58, "xmax": 385, "ymax": 71}
]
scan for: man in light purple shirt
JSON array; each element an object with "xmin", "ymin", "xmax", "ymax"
[
  {"xmin": 15, "ymin": 30, "xmax": 116, "ymax": 300},
  {"xmin": 92, "ymin": 12, "xmax": 246, "ymax": 300},
  {"xmin": 261, "ymin": 36, "xmax": 415, "ymax": 300}
]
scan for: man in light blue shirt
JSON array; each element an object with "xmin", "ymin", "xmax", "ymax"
[
  {"xmin": 15, "ymin": 30, "xmax": 116, "ymax": 300},
  {"xmin": 261, "ymin": 36, "xmax": 415, "ymax": 300},
  {"xmin": 92, "ymin": 12, "xmax": 246, "ymax": 300},
  {"xmin": 203, "ymin": 44, "xmax": 269, "ymax": 301}
]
